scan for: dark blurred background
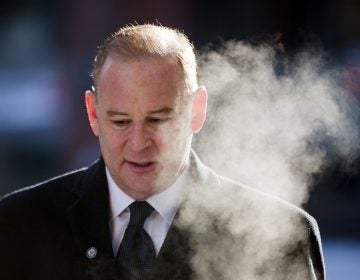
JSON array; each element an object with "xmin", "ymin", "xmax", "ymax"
[{"xmin": 0, "ymin": 0, "xmax": 359, "ymax": 278}]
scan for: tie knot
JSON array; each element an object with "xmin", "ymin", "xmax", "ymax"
[{"xmin": 128, "ymin": 201, "xmax": 154, "ymax": 227}]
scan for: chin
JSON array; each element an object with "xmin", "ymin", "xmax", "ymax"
[{"xmin": 127, "ymin": 179, "xmax": 157, "ymax": 196}]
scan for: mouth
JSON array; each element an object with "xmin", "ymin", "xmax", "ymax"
[{"xmin": 125, "ymin": 160, "xmax": 157, "ymax": 174}]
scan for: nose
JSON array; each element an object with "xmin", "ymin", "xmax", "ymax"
[{"xmin": 127, "ymin": 122, "xmax": 152, "ymax": 152}]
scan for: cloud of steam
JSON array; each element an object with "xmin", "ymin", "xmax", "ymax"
[
  {"xmin": 176, "ymin": 41, "xmax": 360, "ymax": 279},
  {"xmin": 193, "ymin": 41, "xmax": 360, "ymax": 206}
]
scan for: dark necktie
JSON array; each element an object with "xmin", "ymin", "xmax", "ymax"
[{"xmin": 117, "ymin": 201, "xmax": 156, "ymax": 279}]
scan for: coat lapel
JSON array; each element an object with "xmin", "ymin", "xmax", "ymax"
[
  {"xmin": 66, "ymin": 158, "xmax": 114, "ymax": 262},
  {"xmin": 148, "ymin": 216, "xmax": 193, "ymax": 280},
  {"xmin": 148, "ymin": 151, "xmax": 214, "ymax": 280}
]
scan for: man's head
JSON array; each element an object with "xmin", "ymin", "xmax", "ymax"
[{"xmin": 85, "ymin": 24, "xmax": 207, "ymax": 200}]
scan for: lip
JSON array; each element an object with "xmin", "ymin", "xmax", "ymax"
[{"xmin": 125, "ymin": 160, "xmax": 157, "ymax": 174}]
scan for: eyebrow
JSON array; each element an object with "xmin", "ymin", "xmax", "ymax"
[{"xmin": 106, "ymin": 107, "xmax": 173, "ymax": 117}]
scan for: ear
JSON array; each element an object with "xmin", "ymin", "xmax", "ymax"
[
  {"xmin": 191, "ymin": 86, "xmax": 208, "ymax": 133},
  {"xmin": 85, "ymin": 90, "xmax": 100, "ymax": 136}
]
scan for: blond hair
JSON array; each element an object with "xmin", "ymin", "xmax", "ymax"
[{"xmin": 91, "ymin": 24, "xmax": 198, "ymax": 94}]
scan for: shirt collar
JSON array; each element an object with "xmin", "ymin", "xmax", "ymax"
[
  {"xmin": 107, "ymin": 169, "xmax": 134, "ymax": 221},
  {"xmin": 107, "ymin": 164, "xmax": 189, "ymax": 225}
]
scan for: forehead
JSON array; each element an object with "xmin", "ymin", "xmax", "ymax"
[
  {"xmin": 98, "ymin": 55, "xmax": 184, "ymax": 87},
  {"xmin": 96, "ymin": 55, "xmax": 188, "ymax": 109}
]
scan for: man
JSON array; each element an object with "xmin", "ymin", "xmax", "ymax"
[{"xmin": 0, "ymin": 24, "xmax": 325, "ymax": 280}]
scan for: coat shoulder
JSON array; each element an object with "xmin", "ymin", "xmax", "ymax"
[
  {"xmin": 216, "ymin": 173, "xmax": 325, "ymax": 279},
  {"xmin": 217, "ymin": 174, "xmax": 316, "ymax": 223},
  {"xmin": 0, "ymin": 167, "xmax": 87, "ymax": 218}
]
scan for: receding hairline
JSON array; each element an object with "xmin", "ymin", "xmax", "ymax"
[
  {"xmin": 91, "ymin": 23, "xmax": 198, "ymax": 93},
  {"xmin": 94, "ymin": 53, "xmax": 192, "ymax": 103},
  {"xmin": 99, "ymin": 52, "xmax": 186, "ymax": 80}
]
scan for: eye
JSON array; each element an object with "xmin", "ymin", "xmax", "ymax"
[
  {"xmin": 147, "ymin": 117, "xmax": 169, "ymax": 125},
  {"xmin": 112, "ymin": 120, "xmax": 131, "ymax": 127}
]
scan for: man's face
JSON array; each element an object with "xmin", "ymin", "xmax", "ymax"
[{"xmin": 86, "ymin": 55, "xmax": 207, "ymax": 200}]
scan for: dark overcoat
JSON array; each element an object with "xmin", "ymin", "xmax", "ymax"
[{"xmin": 0, "ymin": 152, "xmax": 325, "ymax": 280}]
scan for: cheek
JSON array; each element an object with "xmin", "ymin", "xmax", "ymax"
[
  {"xmin": 99, "ymin": 125, "xmax": 126, "ymax": 151},
  {"xmin": 152, "ymin": 131, "xmax": 167, "ymax": 151},
  {"xmin": 158, "ymin": 123, "xmax": 190, "ymax": 150}
]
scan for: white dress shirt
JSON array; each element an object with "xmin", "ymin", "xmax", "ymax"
[{"xmin": 107, "ymin": 166, "xmax": 189, "ymax": 256}]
